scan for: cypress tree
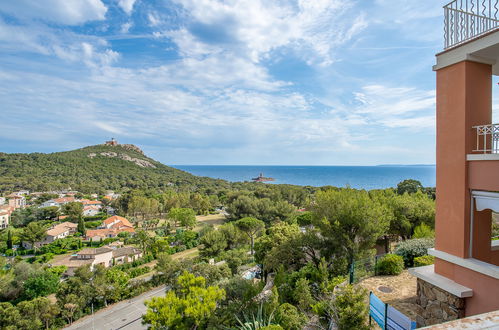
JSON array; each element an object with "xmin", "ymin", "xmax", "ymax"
[
  {"xmin": 6, "ymin": 230, "xmax": 13, "ymax": 249},
  {"xmin": 77, "ymin": 216, "xmax": 86, "ymax": 235}
]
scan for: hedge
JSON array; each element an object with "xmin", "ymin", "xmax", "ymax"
[{"xmin": 376, "ymin": 254, "xmax": 404, "ymax": 275}]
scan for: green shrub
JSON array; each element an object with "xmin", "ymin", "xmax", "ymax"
[
  {"xmin": 376, "ymin": 254, "xmax": 404, "ymax": 275},
  {"xmin": 413, "ymin": 255, "xmax": 435, "ymax": 267},
  {"xmin": 394, "ymin": 238, "xmax": 434, "ymax": 267},
  {"xmin": 275, "ymin": 303, "xmax": 307, "ymax": 330}
]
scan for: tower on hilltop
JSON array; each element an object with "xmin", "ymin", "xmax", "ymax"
[{"xmin": 105, "ymin": 138, "xmax": 118, "ymax": 146}]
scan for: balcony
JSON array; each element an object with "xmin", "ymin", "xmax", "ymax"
[
  {"xmin": 444, "ymin": 0, "xmax": 499, "ymax": 49},
  {"xmin": 472, "ymin": 123, "xmax": 499, "ymax": 153}
]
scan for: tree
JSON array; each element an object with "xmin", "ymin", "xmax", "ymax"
[
  {"xmin": 397, "ymin": 179, "xmax": 423, "ymax": 195},
  {"xmin": 6, "ymin": 230, "xmax": 13, "ymax": 249},
  {"xmin": 155, "ymin": 253, "xmax": 182, "ymax": 286},
  {"xmin": 294, "ymin": 278, "xmax": 314, "ymax": 311},
  {"xmin": 63, "ymin": 202, "xmax": 83, "ymax": 221},
  {"xmin": 311, "ymin": 189, "xmax": 390, "ymax": 270},
  {"xmin": 21, "ymin": 222, "xmax": 47, "ymax": 251},
  {"xmin": 23, "ymin": 270, "xmax": 60, "ymax": 299},
  {"xmin": 235, "ymin": 217, "xmax": 265, "ymax": 255},
  {"xmin": 199, "ymin": 230, "xmax": 227, "ymax": 258},
  {"xmin": 413, "ymin": 223, "xmax": 435, "ymax": 238},
  {"xmin": 142, "ymin": 271, "xmax": 225, "ymax": 329},
  {"xmin": 218, "ymin": 223, "xmax": 241, "ymax": 250},
  {"xmin": 77, "ymin": 217, "xmax": 86, "ymax": 235},
  {"xmin": 36, "ymin": 206, "xmax": 59, "ymax": 221},
  {"xmin": 321, "ymin": 284, "xmax": 369, "ymax": 330},
  {"xmin": 254, "ymin": 222, "xmax": 300, "ymax": 262},
  {"xmin": 168, "ymin": 208, "xmax": 196, "ymax": 229},
  {"xmin": 275, "ymin": 303, "xmax": 307, "ymax": 330},
  {"xmin": 18, "ymin": 297, "xmax": 59, "ymax": 329},
  {"xmin": 135, "ymin": 230, "xmax": 152, "ymax": 255}
]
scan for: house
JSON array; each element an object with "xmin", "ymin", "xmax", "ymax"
[
  {"xmin": 0, "ymin": 210, "xmax": 10, "ymax": 229},
  {"xmin": 40, "ymin": 197, "xmax": 76, "ymax": 208},
  {"xmin": 7, "ymin": 194, "xmax": 25, "ymax": 209},
  {"xmin": 85, "ymin": 215, "xmax": 135, "ymax": 241},
  {"xmin": 45, "ymin": 222, "xmax": 78, "ymax": 242},
  {"xmin": 50, "ymin": 245, "xmax": 142, "ymax": 274},
  {"xmin": 83, "ymin": 205, "xmax": 101, "ymax": 217},
  {"xmin": 22, "ymin": 221, "xmax": 78, "ymax": 249},
  {"xmin": 409, "ymin": 3, "xmax": 499, "ymax": 327},
  {"xmin": 80, "ymin": 199, "xmax": 102, "ymax": 208},
  {"xmin": 101, "ymin": 215, "xmax": 133, "ymax": 229},
  {"xmin": 111, "ymin": 246, "xmax": 142, "ymax": 265}
]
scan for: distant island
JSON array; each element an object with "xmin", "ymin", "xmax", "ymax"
[{"xmin": 252, "ymin": 173, "xmax": 275, "ymax": 182}]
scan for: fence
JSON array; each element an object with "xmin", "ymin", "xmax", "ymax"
[
  {"xmin": 444, "ymin": 0, "xmax": 499, "ymax": 49},
  {"xmin": 369, "ymin": 292, "xmax": 417, "ymax": 330},
  {"xmin": 349, "ymin": 254, "xmax": 385, "ymax": 284}
]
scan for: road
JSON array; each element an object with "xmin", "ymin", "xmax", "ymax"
[{"xmin": 65, "ymin": 285, "xmax": 166, "ymax": 330}]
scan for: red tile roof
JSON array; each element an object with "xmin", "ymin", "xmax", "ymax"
[{"xmin": 103, "ymin": 215, "xmax": 133, "ymax": 229}]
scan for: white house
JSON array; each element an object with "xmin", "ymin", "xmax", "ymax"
[
  {"xmin": 22, "ymin": 221, "xmax": 78, "ymax": 249},
  {"xmin": 83, "ymin": 205, "xmax": 100, "ymax": 216},
  {"xmin": 0, "ymin": 210, "xmax": 10, "ymax": 229}
]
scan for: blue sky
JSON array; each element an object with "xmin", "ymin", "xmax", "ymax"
[{"xmin": 0, "ymin": 0, "xmax": 458, "ymax": 165}]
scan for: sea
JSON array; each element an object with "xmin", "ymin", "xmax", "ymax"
[{"xmin": 172, "ymin": 165, "xmax": 436, "ymax": 190}]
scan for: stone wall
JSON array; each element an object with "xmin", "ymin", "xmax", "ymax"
[{"xmin": 415, "ymin": 278, "xmax": 465, "ymax": 327}]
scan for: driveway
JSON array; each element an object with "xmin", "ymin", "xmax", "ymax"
[{"xmin": 65, "ymin": 285, "xmax": 166, "ymax": 330}]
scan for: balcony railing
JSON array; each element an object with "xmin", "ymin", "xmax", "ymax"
[
  {"xmin": 444, "ymin": 0, "xmax": 499, "ymax": 49},
  {"xmin": 472, "ymin": 123, "xmax": 499, "ymax": 153}
]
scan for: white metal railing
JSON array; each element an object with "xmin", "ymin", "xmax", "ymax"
[
  {"xmin": 444, "ymin": 0, "xmax": 499, "ymax": 49},
  {"xmin": 472, "ymin": 123, "xmax": 499, "ymax": 153}
]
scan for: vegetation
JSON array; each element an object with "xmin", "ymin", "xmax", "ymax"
[
  {"xmin": 414, "ymin": 255, "xmax": 435, "ymax": 267},
  {"xmin": 0, "ymin": 142, "xmax": 438, "ymax": 329},
  {"xmin": 395, "ymin": 238, "xmax": 435, "ymax": 267},
  {"xmin": 143, "ymin": 271, "xmax": 225, "ymax": 329},
  {"xmin": 375, "ymin": 254, "xmax": 404, "ymax": 275},
  {"xmin": 0, "ymin": 144, "xmax": 229, "ymax": 193}
]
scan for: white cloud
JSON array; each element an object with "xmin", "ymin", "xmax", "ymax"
[
  {"xmin": 0, "ymin": 19, "xmax": 119, "ymax": 68},
  {"xmin": 0, "ymin": 0, "xmax": 107, "ymax": 25},
  {"xmin": 148, "ymin": 12, "xmax": 161, "ymax": 27},
  {"xmin": 167, "ymin": 0, "xmax": 367, "ymax": 65},
  {"xmin": 118, "ymin": 0, "xmax": 136, "ymax": 15},
  {"xmin": 120, "ymin": 22, "xmax": 133, "ymax": 33},
  {"xmin": 353, "ymin": 84, "xmax": 435, "ymax": 130}
]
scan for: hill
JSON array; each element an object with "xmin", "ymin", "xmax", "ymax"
[{"xmin": 0, "ymin": 143, "xmax": 229, "ymax": 194}]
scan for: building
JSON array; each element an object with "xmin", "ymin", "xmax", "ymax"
[
  {"xmin": 83, "ymin": 205, "xmax": 101, "ymax": 217},
  {"xmin": 111, "ymin": 246, "xmax": 142, "ymax": 265},
  {"xmin": 0, "ymin": 209, "xmax": 10, "ymax": 229},
  {"xmin": 7, "ymin": 194, "xmax": 25, "ymax": 209},
  {"xmin": 410, "ymin": 1, "xmax": 499, "ymax": 327},
  {"xmin": 40, "ymin": 197, "xmax": 75, "ymax": 208},
  {"xmin": 22, "ymin": 221, "xmax": 78, "ymax": 249},
  {"xmin": 0, "ymin": 197, "xmax": 5, "ymax": 206},
  {"xmin": 45, "ymin": 222, "xmax": 78, "ymax": 242},
  {"xmin": 50, "ymin": 245, "xmax": 142, "ymax": 274},
  {"xmin": 105, "ymin": 138, "xmax": 118, "ymax": 146},
  {"xmin": 85, "ymin": 215, "xmax": 135, "ymax": 241}
]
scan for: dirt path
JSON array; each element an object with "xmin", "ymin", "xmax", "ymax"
[{"xmin": 358, "ymin": 270, "xmax": 421, "ymax": 321}]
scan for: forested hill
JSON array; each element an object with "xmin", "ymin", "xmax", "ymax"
[{"xmin": 0, "ymin": 144, "xmax": 229, "ymax": 194}]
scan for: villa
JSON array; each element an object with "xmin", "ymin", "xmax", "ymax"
[
  {"xmin": 51, "ymin": 245, "xmax": 142, "ymax": 275},
  {"xmin": 22, "ymin": 221, "xmax": 78, "ymax": 249},
  {"xmin": 85, "ymin": 215, "xmax": 135, "ymax": 241}
]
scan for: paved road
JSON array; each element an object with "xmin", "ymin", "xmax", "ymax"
[{"xmin": 65, "ymin": 286, "xmax": 166, "ymax": 330}]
